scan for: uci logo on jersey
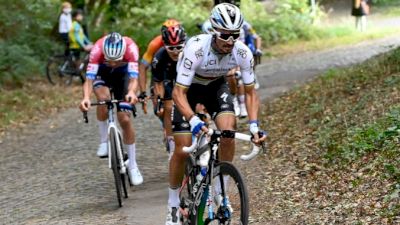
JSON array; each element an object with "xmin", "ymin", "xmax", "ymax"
[{"xmin": 205, "ymin": 59, "xmax": 217, "ymax": 67}]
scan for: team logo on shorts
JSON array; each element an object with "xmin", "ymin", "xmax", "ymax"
[{"xmin": 221, "ymin": 104, "xmax": 229, "ymax": 109}]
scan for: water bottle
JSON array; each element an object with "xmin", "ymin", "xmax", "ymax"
[
  {"xmin": 196, "ymin": 166, "xmax": 208, "ymax": 183},
  {"xmin": 198, "ymin": 150, "xmax": 210, "ymax": 167}
]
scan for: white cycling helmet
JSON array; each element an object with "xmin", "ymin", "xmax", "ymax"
[
  {"xmin": 103, "ymin": 32, "xmax": 126, "ymax": 61},
  {"xmin": 210, "ymin": 3, "xmax": 243, "ymax": 32}
]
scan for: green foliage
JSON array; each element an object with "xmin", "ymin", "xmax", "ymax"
[
  {"xmin": 242, "ymin": 0, "xmax": 321, "ymax": 45},
  {"xmin": 371, "ymin": 0, "xmax": 400, "ymax": 5},
  {"xmin": 113, "ymin": 0, "xmax": 210, "ymax": 51},
  {"xmin": 0, "ymin": 0, "xmax": 62, "ymax": 86},
  {"xmin": 0, "ymin": 0, "xmax": 324, "ymax": 84}
]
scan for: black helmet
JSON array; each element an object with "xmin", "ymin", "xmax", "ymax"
[{"xmin": 161, "ymin": 24, "xmax": 187, "ymax": 45}]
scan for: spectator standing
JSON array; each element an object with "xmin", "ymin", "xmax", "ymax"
[
  {"xmin": 59, "ymin": 2, "xmax": 72, "ymax": 55},
  {"xmin": 352, "ymin": 0, "xmax": 369, "ymax": 32}
]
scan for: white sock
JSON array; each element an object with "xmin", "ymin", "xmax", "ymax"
[
  {"xmin": 126, "ymin": 143, "xmax": 137, "ymax": 169},
  {"xmin": 238, "ymin": 95, "xmax": 245, "ymax": 104},
  {"xmin": 168, "ymin": 187, "xmax": 180, "ymax": 208},
  {"xmin": 98, "ymin": 120, "xmax": 108, "ymax": 143}
]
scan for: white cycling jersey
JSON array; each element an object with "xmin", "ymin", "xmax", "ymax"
[{"xmin": 176, "ymin": 34, "xmax": 255, "ymax": 87}]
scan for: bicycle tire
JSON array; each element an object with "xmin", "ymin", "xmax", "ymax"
[
  {"xmin": 46, "ymin": 55, "xmax": 72, "ymax": 85},
  {"xmin": 110, "ymin": 128, "xmax": 123, "ymax": 207},
  {"xmin": 118, "ymin": 133, "xmax": 129, "ymax": 198},
  {"xmin": 195, "ymin": 161, "xmax": 249, "ymax": 225}
]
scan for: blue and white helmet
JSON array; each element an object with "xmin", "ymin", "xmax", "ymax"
[
  {"xmin": 210, "ymin": 3, "xmax": 243, "ymax": 32},
  {"xmin": 103, "ymin": 32, "xmax": 126, "ymax": 61}
]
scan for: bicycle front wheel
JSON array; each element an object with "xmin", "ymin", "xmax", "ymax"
[
  {"xmin": 46, "ymin": 55, "xmax": 73, "ymax": 86},
  {"xmin": 196, "ymin": 162, "xmax": 249, "ymax": 225},
  {"xmin": 118, "ymin": 133, "xmax": 128, "ymax": 198},
  {"xmin": 110, "ymin": 128, "xmax": 123, "ymax": 207}
]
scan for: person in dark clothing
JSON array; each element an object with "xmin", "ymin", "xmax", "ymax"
[{"xmin": 352, "ymin": 0, "xmax": 369, "ymax": 31}]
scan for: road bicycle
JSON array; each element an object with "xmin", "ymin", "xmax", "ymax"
[
  {"xmin": 83, "ymin": 99, "xmax": 137, "ymax": 207},
  {"xmin": 179, "ymin": 128, "xmax": 265, "ymax": 225},
  {"xmin": 46, "ymin": 52, "xmax": 88, "ymax": 86}
]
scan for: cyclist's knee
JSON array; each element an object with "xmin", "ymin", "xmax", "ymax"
[
  {"xmin": 94, "ymin": 86, "xmax": 110, "ymax": 100},
  {"xmin": 117, "ymin": 113, "xmax": 132, "ymax": 129}
]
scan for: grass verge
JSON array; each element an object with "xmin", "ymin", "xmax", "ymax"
[
  {"xmin": 258, "ymin": 47, "xmax": 400, "ymax": 222},
  {"xmin": 266, "ymin": 17, "xmax": 400, "ymax": 57},
  {"xmin": 0, "ymin": 77, "xmax": 81, "ymax": 137}
]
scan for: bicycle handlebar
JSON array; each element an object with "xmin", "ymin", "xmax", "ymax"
[
  {"xmin": 182, "ymin": 129, "xmax": 264, "ymax": 161},
  {"xmin": 82, "ymin": 99, "xmax": 137, "ymax": 123}
]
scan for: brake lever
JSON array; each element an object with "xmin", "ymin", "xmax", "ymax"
[{"xmin": 83, "ymin": 111, "xmax": 88, "ymax": 123}]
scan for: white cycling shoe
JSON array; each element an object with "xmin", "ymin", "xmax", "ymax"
[
  {"xmin": 128, "ymin": 166, "xmax": 143, "ymax": 185},
  {"xmin": 215, "ymin": 194, "xmax": 233, "ymax": 214},
  {"xmin": 239, "ymin": 103, "xmax": 248, "ymax": 118},
  {"xmin": 96, "ymin": 142, "xmax": 108, "ymax": 158},
  {"xmin": 165, "ymin": 206, "xmax": 181, "ymax": 225}
]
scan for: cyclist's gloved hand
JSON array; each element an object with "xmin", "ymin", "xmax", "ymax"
[
  {"xmin": 189, "ymin": 115, "xmax": 206, "ymax": 136},
  {"xmin": 138, "ymin": 92, "xmax": 147, "ymax": 102},
  {"xmin": 249, "ymin": 120, "xmax": 267, "ymax": 145},
  {"xmin": 255, "ymin": 49, "xmax": 263, "ymax": 56},
  {"xmin": 79, "ymin": 99, "xmax": 91, "ymax": 112},
  {"xmin": 154, "ymin": 96, "xmax": 164, "ymax": 117},
  {"xmin": 125, "ymin": 92, "xmax": 138, "ymax": 105}
]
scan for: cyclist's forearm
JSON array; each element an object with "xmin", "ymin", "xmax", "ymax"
[
  {"xmin": 244, "ymin": 86, "xmax": 259, "ymax": 121},
  {"xmin": 154, "ymin": 82, "xmax": 165, "ymax": 98},
  {"xmin": 138, "ymin": 63, "xmax": 147, "ymax": 93},
  {"xmin": 127, "ymin": 78, "xmax": 138, "ymax": 94},
  {"xmin": 226, "ymin": 71, "xmax": 237, "ymax": 95},
  {"xmin": 83, "ymin": 79, "xmax": 93, "ymax": 100},
  {"xmin": 172, "ymin": 86, "xmax": 194, "ymax": 120}
]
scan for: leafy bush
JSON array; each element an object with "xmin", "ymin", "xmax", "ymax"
[
  {"xmin": 0, "ymin": 0, "xmax": 62, "ymax": 86},
  {"xmin": 242, "ymin": 0, "xmax": 321, "ymax": 46},
  {"xmin": 0, "ymin": 0, "xmax": 324, "ymax": 84}
]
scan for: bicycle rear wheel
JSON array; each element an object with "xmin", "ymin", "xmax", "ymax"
[
  {"xmin": 196, "ymin": 162, "xmax": 249, "ymax": 225},
  {"xmin": 46, "ymin": 55, "xmax": 73, "ymax": 86},
  {"xmin": 110, "ymin": 128, "xmax": 123, "ymax": 207}
]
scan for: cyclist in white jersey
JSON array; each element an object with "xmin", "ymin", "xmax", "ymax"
[{"xmin": 165, "ymin": 3, "xmax": 266, "ymax": 225}]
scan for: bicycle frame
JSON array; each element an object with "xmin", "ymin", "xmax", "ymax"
[
  {"xmin": 181, "ymin": 129, "xmax": 264, "ymax": 222},
  {"xmin": 83, "ymin": 99, "xmax": 135, "ymax": 175},
  {"xmin": 105, "ymin": 102, "xmax": 126, "ymax": 175}
]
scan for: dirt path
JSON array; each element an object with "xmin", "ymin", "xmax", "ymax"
[{"xmin": 1, "ymin": 31, "xmax": 399, "ymax": 225}]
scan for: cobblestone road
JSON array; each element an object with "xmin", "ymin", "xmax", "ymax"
[{"xmin": 0, "ymin": 33, "xmax": 399, "ymax": 224}]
